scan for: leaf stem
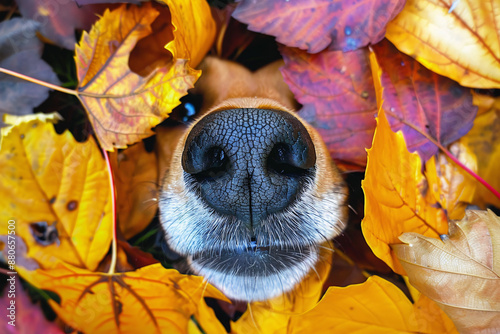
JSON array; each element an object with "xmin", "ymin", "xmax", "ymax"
[
  {"xmin": 385, "ymin": 109, "xmax": 500, "ymax": 202},
  {"xmin": 103, "ymin": 149, "xmax": 118, "ymax": 275},
  {"xmin": 0, "ymin": 67, "xmax": 78, "ymax": 96}
]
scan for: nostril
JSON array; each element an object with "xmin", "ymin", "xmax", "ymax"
[
  {"xmin": 187, "ymin": 146, "xmax": 229, "ymax": 182},
  {"xmin": 267, "ymin": 143, "xmax": 312, "ymax": 177}
]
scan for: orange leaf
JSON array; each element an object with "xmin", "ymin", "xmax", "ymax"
[
  {"xmin": 460, "ymin": 93, "xmax": 500, "ymax": 208},
  {"xmin": 75, "ymin": 2, "xmax": 212, "ymax": 151},
  {"xmin": 386, "ymin": 0, "xmax": 500, "ymax": 88},
  {"xmin": 161, "ymin": 0, "xmax": 216, "ymax": 68},
  {"xmin": 393, "ymin": 210, "xmax": 500, "ymax": 333},
  {"xmin": 231, "ymin": 246, "xmax": 332, "ymax": 333},
  {"xmin": 425, "ymin": 142, "xmax": 477, "ymax": 220},
  {"xmin": 361, "ymin": 108, "xmax": 448, "ymax": 274},
  {"xmin": 25, "ymin": 263, "xmax": 227, "ymax": 334},
  {"xmin": 112, "ymin": 143, "xmax": 158, "ymax": 239},
  {"xmin": 288, "ymin": 275, "xmax": 457, "ymax": 333},
  {"xmin": 0, "ymin": 114, "xmax": 112, "ymax": 271}
]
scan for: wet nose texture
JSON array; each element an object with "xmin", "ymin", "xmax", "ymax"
[{"xmin": 182, "ymin": 108, "xmax": 316, "ymax": 227}]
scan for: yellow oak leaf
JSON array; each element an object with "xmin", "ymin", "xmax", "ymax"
[
  {"xmin": 112, "ymin": 143, "xmax": 158, "ymax": 239},
  {"xmin": 386, "ymin": 0, "xmax": 500, "ymax": 88},
  {"xmin": 231, "ymin": 246, "xmax": 332, "ymax": 334},
  {"xmin": 0, "ymin": 113, "xmax": 112, "ymax": 271},
  {"xmin": 460, "ymin": 93, "xmax": 500, "ymax": 208},
  {"xmin": 75, "ymin": 2, "xmax": 214, "ymax": 151},
  {"xmin": 25, "ymin": 262, "xmax": 227, "ymax": 334},
  {"xmin": 361, "ymin": 108, "xmax": 448, "ymax": 274},
  {"xmin": 288, "ymin": 275, "xmax": 457, "ymax": 333},
  {"xmin": 393, "ymin": 210, "xmax": 500, "ymax": 333}
]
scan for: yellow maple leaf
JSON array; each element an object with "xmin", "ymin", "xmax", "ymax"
[
  {"xmin": 25, "ymin": 262, "xmax": 227, "ymax": 334},
  {"xmin": 75, "ymin": 2, "xmax": 215, "ymax": 151},
  {"xmin": 288, "ymin": 275, "xmax": 457, "ymax": 333},
  {"xmin": 393, "ymin": 210, "xmax": 500, "ymax": 333},
  {"xmin": 0, "ymin": 113, "xmax": 112, "ymax": 271},
  {"xmin": 386, "ymin": 0, "xmax": 500, "ymax": 88}
]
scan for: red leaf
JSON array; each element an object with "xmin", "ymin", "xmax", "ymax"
[
  {"xmin": 371, "ymin": 39, "xmax": 477, "ymax": 162},
  {"xmin": 0, "ymin": 276, "xmax": 63, "ymax": 334},
  {"xmin": 280, "ymin": 46, "xmax": 377, "ymax": 167},
  {"xmin": 232, "ymin": 0, "xmax": 405, "ymax": 53}
]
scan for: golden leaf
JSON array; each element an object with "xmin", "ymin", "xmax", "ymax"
[
  {"xmin": 26, "ymin": 262, "xmax": 227, "ymax": 334},
  {"xmin": 386, "ymin": 0, "xmax": 500, "ymax": 88},
  {"xmin": 0, "ymin": 113, "xmax": 112, "ymax": 271},
  {"xmin": 75, "ymin": 2, "xmax": 214, "ymax": 151},
  {"xmin": 361, "ymin": 108, "xmax": 448, "ymax": 274},
  {"xmin": 393, "ymin": 210, "xmax": 500, "ymax": 333},
  {"xmin": 231, "ymin": 246, "xmax": 332, "ymax": 334},
  {"xmin": 161, "ymin": 0, "xmax": 216, "ymax": 68},
  {"xmin": 425, "ymin": 142, "xmax": 477, "ymax": 220},
  {"xmin": 112, "ymin": 143, "xmax": 158, "ymax": 239},
  {"xmin": 460, "ymin": 93, "xmax": 500, "ymax": 208},
  {"xmin": 288, "ymin": 275, "xmax": 457, "ymax": 333}
]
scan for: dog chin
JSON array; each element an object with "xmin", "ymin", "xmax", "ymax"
[{"xmin": 188, "ymin": 244, "xmax": 319, "ymax": 302}]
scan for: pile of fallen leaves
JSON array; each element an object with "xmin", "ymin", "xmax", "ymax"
[{"xmin": 0, "ymin": 0, "xmax": 499, "ymax": 333}]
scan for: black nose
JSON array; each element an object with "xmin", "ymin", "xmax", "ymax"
[{"xmin": 182, "ymin": 108, "xmax": 316, "ymax": 226}]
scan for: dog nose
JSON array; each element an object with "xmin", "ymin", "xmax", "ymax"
[{"xmin": 182, "ymin": 108, "xmax": 316, "ymax": 226}]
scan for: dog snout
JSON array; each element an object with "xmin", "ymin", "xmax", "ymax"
[{"xmin": 182, "ymin": 108, "xmax": 316, "ymax": 226}]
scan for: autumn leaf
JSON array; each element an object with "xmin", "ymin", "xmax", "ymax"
[
  {"xmin": 0, "ymin": 113, "xmax": 113, "ymax": 271},
  {"xmin": 75, "ymin": 2, "xmax": 214, "ymax": 151},
  {"xmin": 386, "ymin": 0, "xmax": 500, "ymax": 88},
  {"xmin": 232, "ymin": 246, "xmax": 332, "ymax": 333},
  {"xmin": 371, "ymin": 39, "xmax": 477, "ymax": 162},
  {"xmin": 361, "ymin": 108, "xmax": 448, "ymax": 274},
  {"xmin": 393, "ymin": 210, "xmax": 500, "ymax": 333},
  {"xmin": 112, "ymin": 142, "xmax": 158, "ymax": 239},
  {"xmin": 0, "ymin": 18, "xmax": 60, "ymax": 121},
  {"xmin": 288, "ymin": 275, "xmax": 457, "ymax": 333},
  {"xmin": 280, "ymin": 46, "xmax": 377, "ymax": 167},
  {"xmin": 425, "ymin": 142, "xmax": 477, "ymax": 220},
  {"xmin": 25, "ymin": 263, "xmax": 227, "ymax": 334},
  {"xmin": 16, "ymin": 0, "xmax": 101, "ymax": 50},
  {"xmin": 460, "ymin": 93, "xmax": 500, "ymax": 209},
  {"xmin": 0, "ymin": 276, "xmax": 64, "ymax": 334},
  {"xmin": 232, "ymin": 0, "xmax": 405, "ymax": 53}
]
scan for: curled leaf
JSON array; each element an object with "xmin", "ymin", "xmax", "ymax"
[
  {"xmin": 393, "ymin": 210, "xmax": 500, "ymax": 333},
  {"xmin": 0, "ymin": 113, "xmax": 112, "ymax": 271}
]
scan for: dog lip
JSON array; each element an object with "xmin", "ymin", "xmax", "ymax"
[{"xmin": 190, "ymin": 243, "xmax": 314, "ymax": 277}]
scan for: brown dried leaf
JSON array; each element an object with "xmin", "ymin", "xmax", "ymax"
[{"xmin": 393, "ymin": 210, "xmax": 500, "ymax": 333}]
